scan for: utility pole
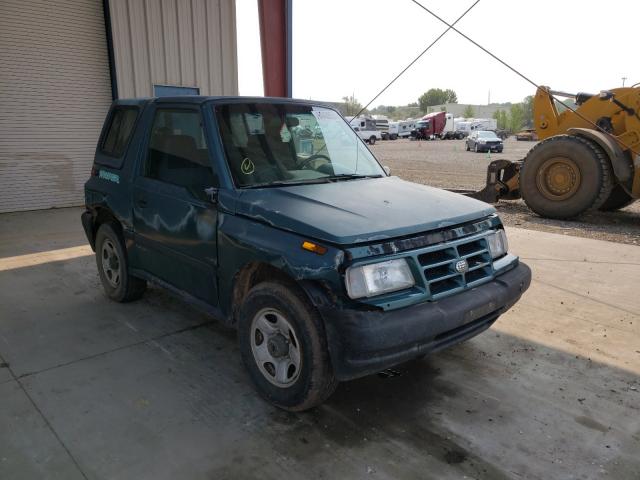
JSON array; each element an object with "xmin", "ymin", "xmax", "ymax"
[
  {"xmin": 622, "ymin": 77, "xmax": 627, "ymax": 87},
  {"xmin": 488, "ymin": 89, "xmax": 491, "ymax": 105}
]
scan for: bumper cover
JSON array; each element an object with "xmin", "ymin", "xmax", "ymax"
[{"xmin": 320, "ymin": 262, "xmax": 531, "ymax": 381}]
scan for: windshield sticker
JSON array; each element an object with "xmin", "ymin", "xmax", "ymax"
[
  {"xmin": 98, "ymin": 170, "xmax": 120, "ymax": 184},
  {"xmin": 241, "ymin": 158, "xmax": 255, "ymax": 175},
  {"xmin": 244, "ymin": 113, "xmax": 264, "ymax": 135}
]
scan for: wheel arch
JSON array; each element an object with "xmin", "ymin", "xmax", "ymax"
[
  {"xmin": 568, "ymin": 128, "xmax": 633, "ymax": 186},
  {"xmin": 229, "ymin": 261, "xmax": 335, "ymax": 327}
]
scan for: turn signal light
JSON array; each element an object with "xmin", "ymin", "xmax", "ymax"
[{"xmin": 302, "ymin": 241, "xmax": 327, "ymax": 255}]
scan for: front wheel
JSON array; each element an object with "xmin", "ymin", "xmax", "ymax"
[
  {"xmin": 520, "ymin": 135, "xmax": 614, "ymax": 219},
  {"xmin": 238, "ymin": 282, "xmax": 337, "ymax": 411}
]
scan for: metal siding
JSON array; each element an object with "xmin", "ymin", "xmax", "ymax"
[
  {"xmin": 0, "ymin": 0, "xmax": 112, "ymax": 213},
  {"xmin": 144, "ymin": 0, "xmax": 167, "ymax": 85},
  {"xmin": 160, "ymin": 0, "xmax": 181, "ymax": 86},
  {"xmin": 220, "ymin": 0, "xmax": 238, "ymax": 95},
  {"xmin": 110, "ymin": 0, "xmax": 135, "ymax": 98},
  {"xmin": 109, "ymin": 0, "xmax": 237, "ymax": 98},
  {"xmin": 192, "ymin": 0, "xmax": 210, "ymax": 95},
  {"xmin": 206, "ymin": 0, "xmax": 223, "ymax": 95},
  {"xmin": 177, "ymin": 0, "xmax": 196, "ymax": 88},
  {"xmin": 127, "ymin": 0, "xmax": 152, "ymax": 97}
]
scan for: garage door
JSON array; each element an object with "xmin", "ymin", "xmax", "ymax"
[{"xmin": 0, "ymin": 0, "xmax": 112, "ymax": 213}]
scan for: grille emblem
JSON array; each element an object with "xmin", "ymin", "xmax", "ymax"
[{"xmin": 455, "ymin": 259, "xmax": 469, "ymax": 273}]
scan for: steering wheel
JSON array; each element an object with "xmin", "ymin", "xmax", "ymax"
[{"xmin": 298, "ymin": 154, "xmax": 331, "ymax": 170}]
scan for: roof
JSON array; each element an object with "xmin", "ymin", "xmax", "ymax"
[{"xmin": 113, "ymin": 96, "xmax": 337, "ymax": 108}]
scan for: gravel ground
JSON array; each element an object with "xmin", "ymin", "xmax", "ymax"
[{"xmin": 371, "ymin": 137, "xmax": 640, "ymax": 245}]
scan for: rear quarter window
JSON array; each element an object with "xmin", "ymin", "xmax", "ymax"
[{"xmin": 98, "ymin": 107, "xmax": 139, "ymax": 165}]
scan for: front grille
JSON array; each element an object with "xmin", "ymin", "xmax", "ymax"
[{"xmin": 417, "ymin": 234, "xmax": 493, "ymax": 299}]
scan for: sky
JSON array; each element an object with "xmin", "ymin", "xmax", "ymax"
[{"xmin": 236, "ymin": 0, "xmax": 640, "ymax": 107}]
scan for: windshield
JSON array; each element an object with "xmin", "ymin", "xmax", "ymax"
[
  {"xmin": 214, "ymin": 103, "xmax": 385, "ymax": 188},
  {"xmin": 477, "ymin": 131, "xmax": 498, "ymax": 138}
]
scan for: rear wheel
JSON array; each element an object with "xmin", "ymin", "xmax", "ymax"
[
  {"xmin": 95, "ymin": 223, "xmax": 146, "ymax": 302},
  {"xmin": 520, "ymin": 135, "xmax": 614, "ymax": 219},
  {"xmin": 599, "ymin": 184, "xmax": 636, "ymax": 211},
  {"xmin": 238, "ymin": 282, "xmax": 337, "ymax": 411},
  {"xmin": 369, "ymin": 136, "xmax": 376, "ymax": 145}
]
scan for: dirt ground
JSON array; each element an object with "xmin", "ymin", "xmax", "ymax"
[{"xmin": 371, "ymin": 138, "xmax": 640, "ymax": 245}]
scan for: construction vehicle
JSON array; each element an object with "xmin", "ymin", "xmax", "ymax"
[{"xmin": 468, "ymin": 85, "xmax": 640, "ymax": 219}]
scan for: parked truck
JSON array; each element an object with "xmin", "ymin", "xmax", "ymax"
[
  {"xmin": 442, "ymin": 113, "xmax": 467, "ymax": 139},
  {"xmin": 411, "ymin": 111, "xmax": 447, "ymax": 140}
]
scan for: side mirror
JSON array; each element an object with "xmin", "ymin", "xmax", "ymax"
[
  {"xmin": 383, "ymin": 166, "xmax": 391, "ymax": 175},
  {"xmin": 204, "ymin": 186, "xmax": 218, "ymax": 204}
]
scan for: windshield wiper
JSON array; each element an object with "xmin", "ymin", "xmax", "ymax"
[
  {"xmin": 241, "ymin": 178, "xmax": 333, "ymax": 189},
  {"xmin": 325, "ymin": 174, "xmax": 384, "ymax": 181}
]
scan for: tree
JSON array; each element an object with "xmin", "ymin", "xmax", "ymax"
[
  {"xmin": 341, "ymin": 95, "xmax": 363, "ymax": 117},
  {"xmin": 492, "ymin": 109, "xmax": 508, "ymax": 130},
  {"xmin": 418, "ymin": 88, "xmax": 458, "ymax": 112},
  {"xmin": 522, "ymin": 95, "xmax": 534, "ymax": 128},
  {"xmin": 463, "ymin": 105, "xmax": 475, "ymax": 118},
  {"xmin": 508, "ymin": 103, "xmax": 525, "ymax": 132},
  {"xmin": 444, "ymin": 89, "xmax": 458, "ymax": 103}
]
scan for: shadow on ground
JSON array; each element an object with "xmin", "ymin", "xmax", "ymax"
[{"xmin": 1, "ymin": 254, "xmax": 639, "ymax": 480}]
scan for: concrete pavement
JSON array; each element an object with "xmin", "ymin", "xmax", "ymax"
[{"xmin": 0, "ymin": 208, "xmax": 638, "ymax": 479}]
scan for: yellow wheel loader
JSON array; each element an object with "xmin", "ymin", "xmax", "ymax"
[{"xmin": 467, "ymin": 86, "xmax": 640, "ymax": 219}]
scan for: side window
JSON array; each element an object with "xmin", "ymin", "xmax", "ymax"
[
  {"xmin": 145, "ymin": 109, "xmax": 218, "ymax": 195},
  {"xmin": 101, "ymin": 107, "xmax": 138, "ymax": 158}
]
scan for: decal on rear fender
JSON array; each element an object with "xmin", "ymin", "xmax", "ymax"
[{"xmin": 98, "ymin": 170, "xmax": 120, "ymax": 184}]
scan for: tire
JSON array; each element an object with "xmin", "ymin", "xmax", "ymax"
[
  {"xmin": 95, "ymin": 222, "xmax": 146, "ymax": 302},
  {"xmin": 466, "ymin": 142, "xmax": 470, "ymax": 151},
  {"xmin": 369, "ymin": 136, "xmax": 376, "ymax": 145},
  {"xmin": 520, "ymin": 135, "xmax": 614, "ymax": 219},
  {"xmin": 238, "ymin": 282, "xmax": 337, "ymax": 411},
  {"xmin": 599, "ymin": 184, "xmax": 636, "ymax": 211}
]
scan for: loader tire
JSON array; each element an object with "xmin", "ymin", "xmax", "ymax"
[
  {"xmin": 598, "ymin": 184, "xmax": 636, "ymax": 211},
  {"xmin": 520, "ymin": 135, "xmax": 613, "ymax": 219}
]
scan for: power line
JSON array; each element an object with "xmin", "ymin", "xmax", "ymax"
[{"xmin": 350, "ymin": 0, "xmax": 481, "ymax": 120}]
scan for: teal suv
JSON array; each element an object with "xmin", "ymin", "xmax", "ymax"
[{"xmin": 82, "ymin": 97, "xmax": 531, "ymax": 410}]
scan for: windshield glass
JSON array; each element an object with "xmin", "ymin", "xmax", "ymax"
[
  {"xmin": 478, "ymin": 131, "xmax": 498, "ymax": 138},
  {"xmin": 214, "ymin": 103, "xmax": 385, "ymax": 188}
]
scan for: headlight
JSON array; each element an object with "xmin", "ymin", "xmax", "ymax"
[
  {"xmin": 345, "ymin": 258, "xmax": 415, "ymax": 299},
  {"xmin": 487, "ymin": 229, "xmax": 508, "ymax": 259}
]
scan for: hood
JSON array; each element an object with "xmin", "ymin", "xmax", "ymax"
[{"xmin": 236, "ymin": 176, "xmax": 495, "ymax": 245}]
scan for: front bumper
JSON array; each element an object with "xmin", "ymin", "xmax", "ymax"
[{"xmin": 319, "ymin": 262, "xmax": 531, "ymax": 381}]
